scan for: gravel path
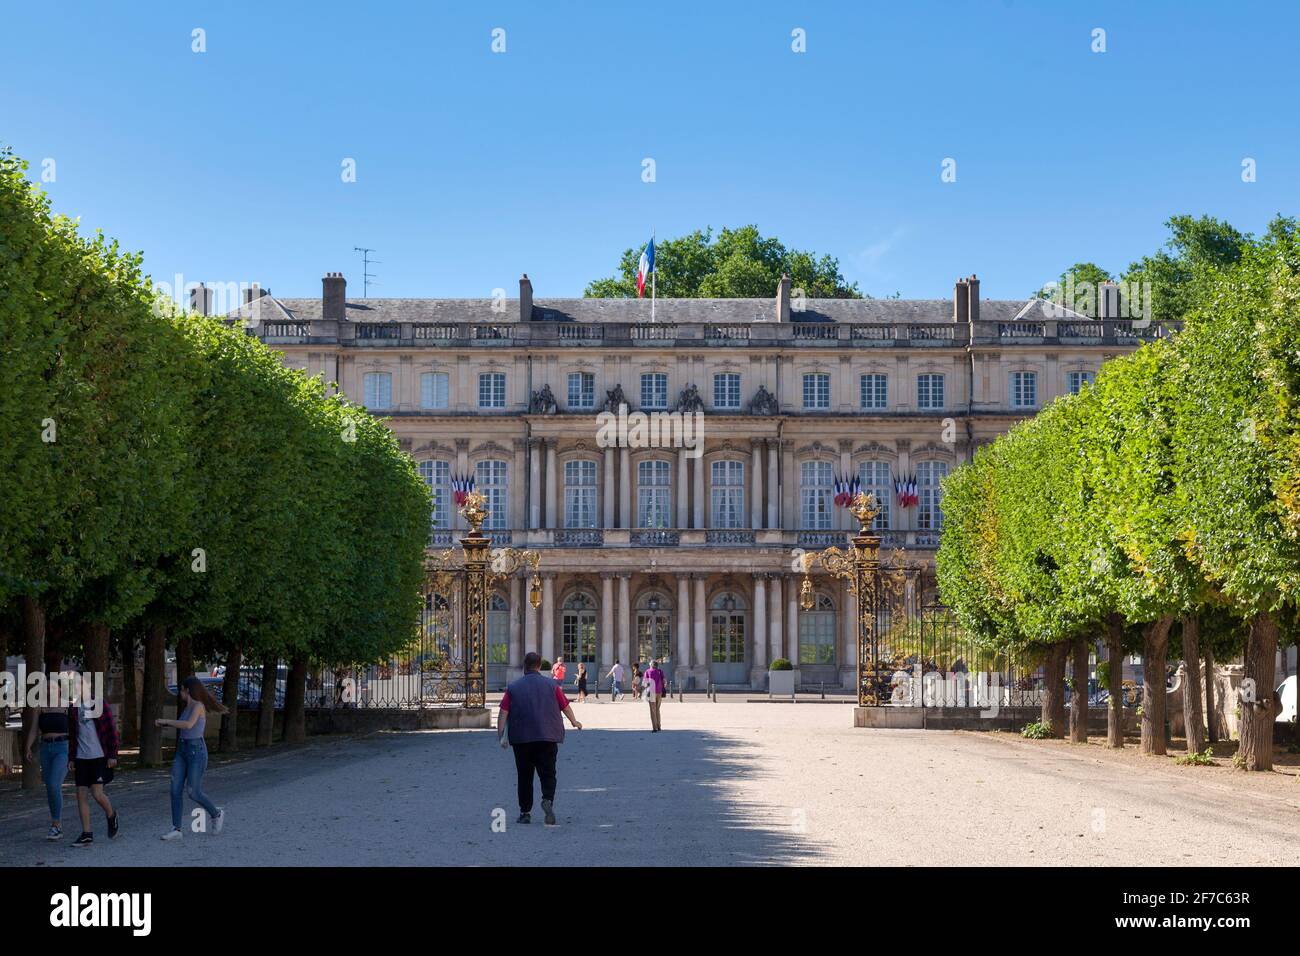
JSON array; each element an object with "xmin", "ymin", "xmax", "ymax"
[{"xmin": 3, "ymin": 699, "xmax": 1295, "ymax": 866}]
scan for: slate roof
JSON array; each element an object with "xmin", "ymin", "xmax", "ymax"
[{"xmin": 225, "ymin": 295, "xmax": 1044, "ymax": 325}]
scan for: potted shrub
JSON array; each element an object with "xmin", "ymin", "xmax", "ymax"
[{"xmin": 769, "ymin": 658, "xmax": 795, "ymax": 698}]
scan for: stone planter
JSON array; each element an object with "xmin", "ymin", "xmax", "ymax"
[{"xmin": 768, "ymin": 669, "xmax": 795, "ymax": 699}]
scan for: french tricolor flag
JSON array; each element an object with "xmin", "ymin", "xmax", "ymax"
[{"xmin": 637, "ymin": 237, "xmax": 655, "ymax": 299}]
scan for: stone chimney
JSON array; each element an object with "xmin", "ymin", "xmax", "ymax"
[
  {"xmin": 188, "ymin": 283, "xmax": 212, "ymax": 316},
  {"xmin": 242, "ymin": 283, "xmax": 267, "ymax": 306},
  {"xmin": 967, "ymin": 274, "xmax": 980, "ymax": 325},
  {"xmin": 776, "ymin": 273, "xmax": 791, "ymax": 322},
  {"xmin": 1098, "ymin": 281, "xmax": 1121, "ymax": 319},
  {"xmin": 953, "ymin": 278, "xmax": 969, "ymax": 323},
  {"xmin": 322, "ymin": 273, "xmax": 347, "ymax": 321},
  {"xmin": 519, "ymin": 273, "xmax": 534, "ymax": 322}
]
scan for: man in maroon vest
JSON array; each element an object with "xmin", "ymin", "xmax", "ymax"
[{"xmin": 498, "ymin": 652, "xmax": 582, "ymax": 825}]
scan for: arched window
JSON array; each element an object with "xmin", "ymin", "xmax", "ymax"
[
  {"xmin": 635, "ymin": 591, "xmax": 673, "ymax": 664},
  {"xmin": 418, "ymin": 460, "xmax": 451, "ymax": 536},
  {"xmin": 800, "ymin": 460, "xmax": 834, "ymax": 529},
  {"xmin": 709, "ymin": 592, "xmax": 747, "ymax": 669},
  {"xmin": 487, "ymin": 593, "xmax": 509, "ymax": 664},
  {"xmin": 710, "ymin": 459, "xmax": 745, "ymax": 529},
  {"xmin": 917, "ymin": 460, "xmax": 949, "ymax": 530},
  {"xmin": 564, "ymin": 459, "xmax": 598, "ymax": 529},
  {"xmin": 858, "ymin": 460, "xmax": 892, "ymax": 531},
  {"xmin": 798, "ymin": 593, "xmax": 836, "ymax": 665},
  {"xmin": 561, "ymin": 592, "xmax": 598, "ymax": 665},
  {"xmin": 637, "ymin": 459, "xmax": 672, "ymax": 528},
  {"xmin": 475, "ymin": 459, "xmax": 508, "ymax": 529}
]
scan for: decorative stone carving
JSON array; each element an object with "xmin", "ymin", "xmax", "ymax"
[
  {"xmin": 603, "ymin": 383, "xmax": 628, "ymax": 412},
  {"xmin": 529, "ymin": 383, "xmax": 558, "ymax": 414},
  {"xmin": 675, "ymin": 383, "xmax": 705, "ymax": 412},
  {"xmin": 748, "ymin": 384, "xmax": 779, "ymax": 415}
]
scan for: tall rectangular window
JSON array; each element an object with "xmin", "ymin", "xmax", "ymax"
[
  {"xmin": 860, "ymin": 373, "xmax": 887, "ymax": 410},
  {"xmin": 802, "ymin": 373, "xmax": 831, "ymax": 409},
  {"xmin": 363, "ymin": 371, "xmax": 393, "ymax": 410},
  {"xmin": 475, "ymin": 459, "xmax": 508, "ymax": 529},
  {"xmin": 1066, "ymin": 370, "xmax": 1095, "ymax": 395},
  {"xmin": 917, "ymin": 460, "xmax": 948, "ymax": 530},
  {"xmin": 640, "ymin": 373, "xmax": 668, "ymax": 410},
  {"xmin": 713, "ymin": 373, "xmax": 741, "ymax": 410},
  {"xmin": 1010, "ymin": 371, "xmax": 1038, "ymax": 408},
  {"xmin": 421, "ymin": 371, "xmax": 449, "ymax": 409},
  {"xmin": 858, "ymin": 460, "xmax": 891, "ymax": 531},
  {"xmin": 418, "ymin": 460, "xmax": 450, "ymax": 536},
  {"xmin": 478, "ymin": 372, "xmax": 506, "ymax": 409},
  {"xmin": 637, "ymin": 459, "xmax": 672, "ymax": 528},
  {"xmin": 710, "ymin": 460, "xmax": 745, "ymax": 529},
  {"xmin": 564, "ymin": 459, "xmax": 598, "ymax": 529},
  {"xmin": 800, "ymin": 461, "xmax": 834, "ymax": 529},
  {"xmin": 917, "ymin": 373, "xmax": 945, "ymax": 410},
  {"xmin": 568, "ymin": 372, "xmax": 595, "ymax": 409}
]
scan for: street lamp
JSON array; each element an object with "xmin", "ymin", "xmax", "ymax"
[{"xmin": 797, "ymin": 492, "xmax": 884, "ymax": 707}]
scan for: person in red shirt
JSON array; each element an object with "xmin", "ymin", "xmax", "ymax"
[
  {"xmin": 551, "ymin": 656, "xmax": 567, "ymax": 686},
  {"xmin": 498, "ymin": 652, "xmax": 582, "ymax": 825}
]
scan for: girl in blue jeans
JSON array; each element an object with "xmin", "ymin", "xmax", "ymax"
[
  {"xmin": 24, "ymin": 705, "xmax": 70, "ymax": 840},
  {"xmin": 155, "ymin": 676, "xmax": 227, "ymax": 840}
]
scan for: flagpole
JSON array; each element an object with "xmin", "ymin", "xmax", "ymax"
[{"xmin": 650, "ymin": 227, "xmax": 656, "ymax": 323}]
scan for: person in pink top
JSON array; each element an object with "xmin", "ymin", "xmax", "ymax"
[{"xmin": 643, "ymin": 659, "xmax": 666, "ymax": 732}]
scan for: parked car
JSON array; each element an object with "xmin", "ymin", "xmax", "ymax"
[
  {"xmin": 1275, "ymin": 676, "xmax": 1296, "ymax": 724},
  {"xmin": 165, "ymin": 674, "xmax": 225, "ymax": 699}
]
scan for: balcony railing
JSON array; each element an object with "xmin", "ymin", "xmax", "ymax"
[
  {"xmin": 630, "ymin": 529, "xmax": 681, "ymax": 546},
  {"xmin": 414, "ymin": 324, "xmax": 458, "ymax": 340},
  {"xmin": 356, "ymin": 324, "xmax": 400, "ymax": 340},
  {"xmin": 630, "ymin": 324, "xmax": 677, "ymax": 340},
  {"xmin": 554, "ymin": 528, "xmax": 604, "ymax": 547},
  {"xmin": 851, "ymin": 325, "xmax": 896, "ymax": 341},
  {"xmin": 792, "ymin": 324, "xmax": 838, "ymax": 340},
  {"xmin": 704, "ymin": 325, "xmax": 751, "ymax": 342},
  {"xmin": 263, "ymin": 321, "xmax": 310, "ymax": 337},
  {"xmin": 797, "ymin": 530, "xmax": 849, "ymax": 548},
  {"xmin": 472, "ymin": 325, "xmax": 514, "ymax": 340},
  {"xmin": 998, "ymin": 322, "xmax": 1046, "ymax": 338},
  {"xmin": 558, "ymin": 325, "xmax": 604, "ymax": 341},
  {"xmin": 705, "ymin": 529, "xmax": 756, "ymax": 545}
]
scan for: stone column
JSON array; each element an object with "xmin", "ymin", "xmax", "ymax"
[
  {"xmin": 692, "ymin": 451, "xmax": 705, "ymax": 529},
  {"xmin": 603, "ymin": 447, "xmax": 615, "ymax": 528},
  {"xmin": 693, "ymin": 574, "xmax": 708, "ymax": 685},
  {"xmin": 545, "ymin": 439, "xmax": 559, "ymax": 530},
  {"xmin": 524, "ymin": 577, "xmax": 539, "ymax": 655},
  {"xmin": 541, "ymin": 574, "xmax": 556, "ymax": 662},
  {"xmin": 750, "ymin": 440, "xmax": 763, "ymax": 529},
  {"xmin": 617, "ymin": 574, "xmax": 632, "ymax": 665},
  {"xmin": 787, "ymin": 577, "xmax": 800, "ymax": 665},
  {"xmin": 509, "ymin": 574, "xmax": 523, "ymax": 676},
  {"xmin": 752, "ymin": 574, "xmax": 768, "ymax": 688},
  {"xmin": 511, "ymin": 438, "xmax": 527, "ymax": 531},
  {"xmin": 769, "ymin": 576, "xmax": 784, "ymax": 666},
  {"xmin": 781, "ymin": 440, "xmax": 796, "ymax": 533},
  {"xmin": 619, "ymin": 448, "xmax": 632, "ymax": 529},
  {"xmin": 676, "ymin": 449, "xmax": 689, "ymax": 529},
  {"xmin": 676, "ymin": 575, "xmax": 691, "ymax": 684},
  {"xmin": 601, "ymin": 574, "xmax": 614, "ymax": 678},
  {"xmin": 766, "ymin": 439, "xmax": 779, "ymax": 529},
  {"xmin": 529, "ymin": 439, "xmax": 542, "ymax": 530}
]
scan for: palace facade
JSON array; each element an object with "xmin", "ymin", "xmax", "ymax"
[{"xmin": 217, "ymin": 273, "xmax": 1170, "ymax": 690}]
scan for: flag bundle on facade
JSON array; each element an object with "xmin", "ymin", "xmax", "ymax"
[
  {"xmin": 833, "ymin": 475, "xmax": 862, "ymax": 507},
  {"xmin": 637, "ymin": 237, "xmax": 655, "ymax": 298},
  {"xmin": 452, "ymin": 473, "xmax": 475, "ymax": 506},
  {"xmin": 895, "ymin": 474, "xmax": 918, "ymax": 508}
]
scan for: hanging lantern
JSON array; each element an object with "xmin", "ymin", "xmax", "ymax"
[
  {"xmin": 529, "ymin": 574, "xmax": 543, "ymax": 609},
  {"xmin": 799, "ymin": 575, "xmax": 815, "ymax": 611}
]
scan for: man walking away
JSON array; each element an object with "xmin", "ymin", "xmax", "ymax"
[
  {"xmin": 498, "ymin": 652, "xmax": 582, "ymax": 825},
  {"xmin": 644, "ymin": 659, "xmax": 666, "ymax": 732},
  {"xmin": 606, "ymin": 660, "xmax": 625, "ymax": 701}
]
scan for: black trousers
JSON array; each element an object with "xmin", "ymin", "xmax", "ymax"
[{"xmin": 511, "ymin": 741, "xmax": 558, "ymax": 812}]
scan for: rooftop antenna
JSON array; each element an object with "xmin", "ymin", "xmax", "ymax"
[{"xmin": 353, "ymin": 247, "xmax": 379, "ymax": 297}]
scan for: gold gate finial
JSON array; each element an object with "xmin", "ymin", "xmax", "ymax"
[
  {"xmin": 848, "ymin": 492, "xmax": 879, "ymax": 533},
  {"xmin": 460, "ymin": 490, "xmax": 488, "ymax": 534}
]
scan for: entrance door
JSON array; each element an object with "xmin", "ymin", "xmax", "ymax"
[
  {"xmin": 561, "ymin": 592, "xmax": 598, "ymax": 694},
  {"xmin": 635, "ymin": 611, "xmax": 672, "ymax": 668},
  {"xmin": 709, "ymin": 592, "xmax": 748, "ymax": 685},
  {"xmin": 487, "ymin": 593, "xmax": 509, "ymax": 690}
]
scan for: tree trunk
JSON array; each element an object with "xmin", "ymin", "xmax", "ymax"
[
  {"xmin": 20, "ymin": 596, "xmax": 45, "ymax": 791},
  {"xmin": 119, "ymin": 629, "xmax": 139, "ymax": 748},
  {"xmin": 1140, "ymin": 616, "xmax": 1173, "ymax": 756},
  {"xmin": 219, "ymin": 645, "xmax": 242, "ymax": 753},
  {"xmin": 139, "ymin": 622, "xmax": 167, "ymax": 767},
  {"xmin": 85, "ymin": 621, "xmax": 110, "ymax": 684},
  {"xmin": 1069, "ymin": 637, "xmax": 1089, "ymax": 743},
  {"xmin": 1238, "ymin": 610, "xmax": 1279, "ymax": 771},
  {"xmin": 283, "ymin": 655, "xmax": 308, "ymax": 744},
  {"xmin": 1040, "ymin": 642, "xmax": 1068, "ymax": 738},
  {"xmin": 174, "ymin": 634, "xmax": 193, "ymax": 718},
  {"xmin": 1180, "ymin": 615, "xmax": 1206, "ymax": 755},
  {"xmin": 256, "ymin": 658, "xmax": 277, "ymax": 747},
  {"xmin": 1204, "ymin": 646, "xmax": 1217, "ymax": 744},
  {"xmin": 1106, "ymin": 616, "xmax": 1124, "ymax": 748}
]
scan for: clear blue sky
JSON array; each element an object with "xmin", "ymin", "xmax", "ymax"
[{"xmin": 3, "ymin": 0, "xmax": 1296, "ymax": 301}]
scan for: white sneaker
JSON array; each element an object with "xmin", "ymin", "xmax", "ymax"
[
  {"xmin": 212, "ymin": 808, "xmax": 225, "ymax": 835},
  {"xmin": 161, "ymin": 828, "xmax": 183, "ymax": 841}
]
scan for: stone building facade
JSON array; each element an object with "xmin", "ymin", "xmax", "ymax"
[{"xmin": 219, "ymin": 273, "xmax": 1168, "ymax": 690}]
